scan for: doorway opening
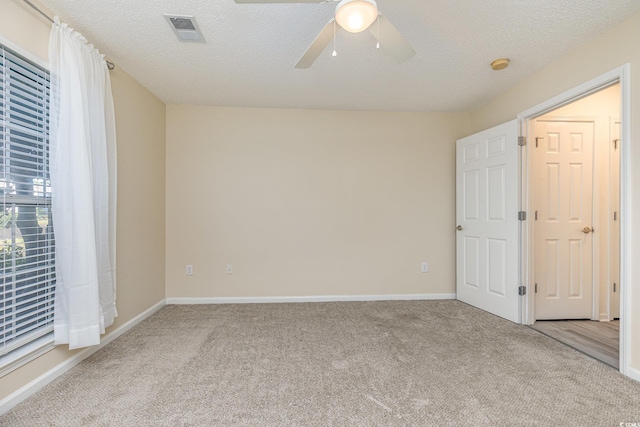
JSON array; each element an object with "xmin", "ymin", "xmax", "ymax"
[
  {"xmin": 530, "ymin": 84, "xmax": 620, "ymax": 322},
  {"xmin": 528, "ymin": 84, "xmax": 620, "ymax": 367},
  {"xmin": 518, "ymin": 65, "xmax": 630, "ymax": 375}
]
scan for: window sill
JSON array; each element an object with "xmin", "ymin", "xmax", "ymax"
[{"xmin": 0, "ymin": 334, "xmax": 55, "ymax": 378}]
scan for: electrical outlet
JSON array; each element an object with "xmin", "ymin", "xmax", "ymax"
[
  {"xmin": 421, "ymin": 262, "xmax": 428, "ymax": 273},
  {"xmin": 226, "ymin": 264, "xmax": 233, "ymax": 275},
  {"xmin": 186, "ymin": 264, "xmax": 193, "ymax": 276}
]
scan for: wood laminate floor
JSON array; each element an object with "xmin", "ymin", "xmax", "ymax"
[{"xmin": 530, "ymin": 320, "xmax": 619, "ymax": 369}]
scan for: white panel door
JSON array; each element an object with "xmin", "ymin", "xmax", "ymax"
[
  {"xmin": 534, "ymin": 120, "xmax": 594, "ymax": 319},
  {"xmin": 456, "ymin": 120, "xmax": 519, "ymax": 323}
]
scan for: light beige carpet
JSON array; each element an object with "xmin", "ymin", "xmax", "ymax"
[{"xmin": 1, "ymin": 300, "xmax": 639, "ymax": 426}]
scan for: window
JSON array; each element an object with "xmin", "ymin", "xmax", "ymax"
[{"xmin": 0, "ymin": 44, "xmax": 55, "ymax": 361}]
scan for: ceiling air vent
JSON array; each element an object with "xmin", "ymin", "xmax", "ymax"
[{"xmin": 164, "ymin": 14, "xmax": 205, "ymax": 43}]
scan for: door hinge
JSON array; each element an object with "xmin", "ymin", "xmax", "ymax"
[
  {"xmin": 535, "ymin": 210, "xmax": 538, "ymax": 221},
  {"xmin": 535, "ymin": 283, "xmax": 538, "ymax": 293},
  {"xmin": 518, "ymin": 286, "xmax": 526, "ymax": 296},
  {"xmin": 613, "ymin": 282, "xmax": 617, "ymax": 293},
  {"xmin": 614, "ymin": 211, "xmax": 617, "ymax": 221},
  {"xmin": 518, "ymin": 136, "xmax": 526, "ymax": 146},
  {"xmin": 518, "ymin": 211, "xmax": 526, "ymax": 221},
  {"xmin": 614, "ymin": 139, "xmax": 619, "ymax": 150},
  {"xmin": 535, "ymin": 137, "xmax": 543, "ymax": 148}
]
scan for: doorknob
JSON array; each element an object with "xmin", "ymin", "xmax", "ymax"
[
  {"xmin": 456, "ymin": 225, "xmax": 463, "ymax": 231},
  {"xmin": 582, "ymin": 227, "xmax": 594, "ymax": 234}
]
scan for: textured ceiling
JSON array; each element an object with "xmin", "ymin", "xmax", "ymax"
[{"xmin": 36, "ymin": 0, "xmax": 640, "ymax": 112}]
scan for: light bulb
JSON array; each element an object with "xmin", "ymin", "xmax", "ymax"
[{"xmin": 348, "ymin": 14, "xmax": 364, "ymax": 30}]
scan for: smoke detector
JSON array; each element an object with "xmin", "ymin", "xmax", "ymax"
[{"xmin": 164, "ymin": 15, "xmax": 205, "ymax": 43}]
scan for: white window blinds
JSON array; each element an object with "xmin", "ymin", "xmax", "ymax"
[{"xmin": 0, "ymin": 44, "xmax": 55, "ymax": 357}]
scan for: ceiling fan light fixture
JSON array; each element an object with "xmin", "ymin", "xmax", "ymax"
[{"xmin": 335, "ymin": 0, "xmax": 378, "ymax": 33}]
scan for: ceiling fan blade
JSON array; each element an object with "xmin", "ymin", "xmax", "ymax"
[
  {"xmin": 295, "ymin": 18, "xmax": 339, "ymax": 69},
  {"xmin": 370, "ymin": 15, "xmax": 415, "ymax": 63},
  {"xmin": 234, "ymin": 0, "xmax": 324, "ymax": 3}
]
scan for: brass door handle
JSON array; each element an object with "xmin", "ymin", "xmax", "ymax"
[
  {"xmin": 582, "ymin": 227, "xmax": 594, "ymax": 234},
  {"xmin": 456, "ymin": 225, "xmax": 463, "ymax": 231}
]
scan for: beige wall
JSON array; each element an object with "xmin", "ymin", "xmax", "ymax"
[
  {"xmin": 166, "ymin": 106, "xmax": 469, "ymax": 299},
  {"xmin": 0, "ymin": 0, "xmax": 166, "ymax": 401},
  {"xmin": 469, "ymin": 12, "xmax": 640, "ymax": 373},
  {"xmin": 0, "ymin": 0, "xmax": 49, "ymax": 62}
]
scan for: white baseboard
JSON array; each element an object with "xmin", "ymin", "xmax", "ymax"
[
  {"xmin": 166, "ymin": 293, "xmax": 456, "ymax": 305},
  {"xmin": 627, "ymin": 366, "xmax": 640, "ymax": 383},
  {"xmin": 0, "ymin": 299, "xmax": 166, "ymax": 416}
]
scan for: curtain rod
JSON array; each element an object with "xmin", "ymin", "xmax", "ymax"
[{"xmin": 23, "ymin": 0, "xmax": 116, "ymax": 70}]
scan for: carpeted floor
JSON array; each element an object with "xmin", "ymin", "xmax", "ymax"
[{"xmin": 1, "ymin": 300, "xmax": 639, "ymax": 426}]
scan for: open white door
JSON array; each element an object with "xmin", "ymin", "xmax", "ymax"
[{"xmin": 456, "ymin": 120, "xmax": 520, "ymax": 323}]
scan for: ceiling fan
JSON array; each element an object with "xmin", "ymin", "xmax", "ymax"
[{"xmin": 234, "ymin": 0, "xmax": 416, "ymax": 68}]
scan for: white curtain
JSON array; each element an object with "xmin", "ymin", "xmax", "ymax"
[{"xmin": 49, "ymin": 17, "xmax": 117, "ymax": 349}]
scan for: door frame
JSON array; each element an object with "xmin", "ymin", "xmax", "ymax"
[{"xmin": 517, "ymin": 64, "xmax": 631, "ymax": 376}]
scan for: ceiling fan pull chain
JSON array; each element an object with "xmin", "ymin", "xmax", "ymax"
[{"xmin": 332, "ymin": 20, "xmax": 338, "ymax": 57}]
